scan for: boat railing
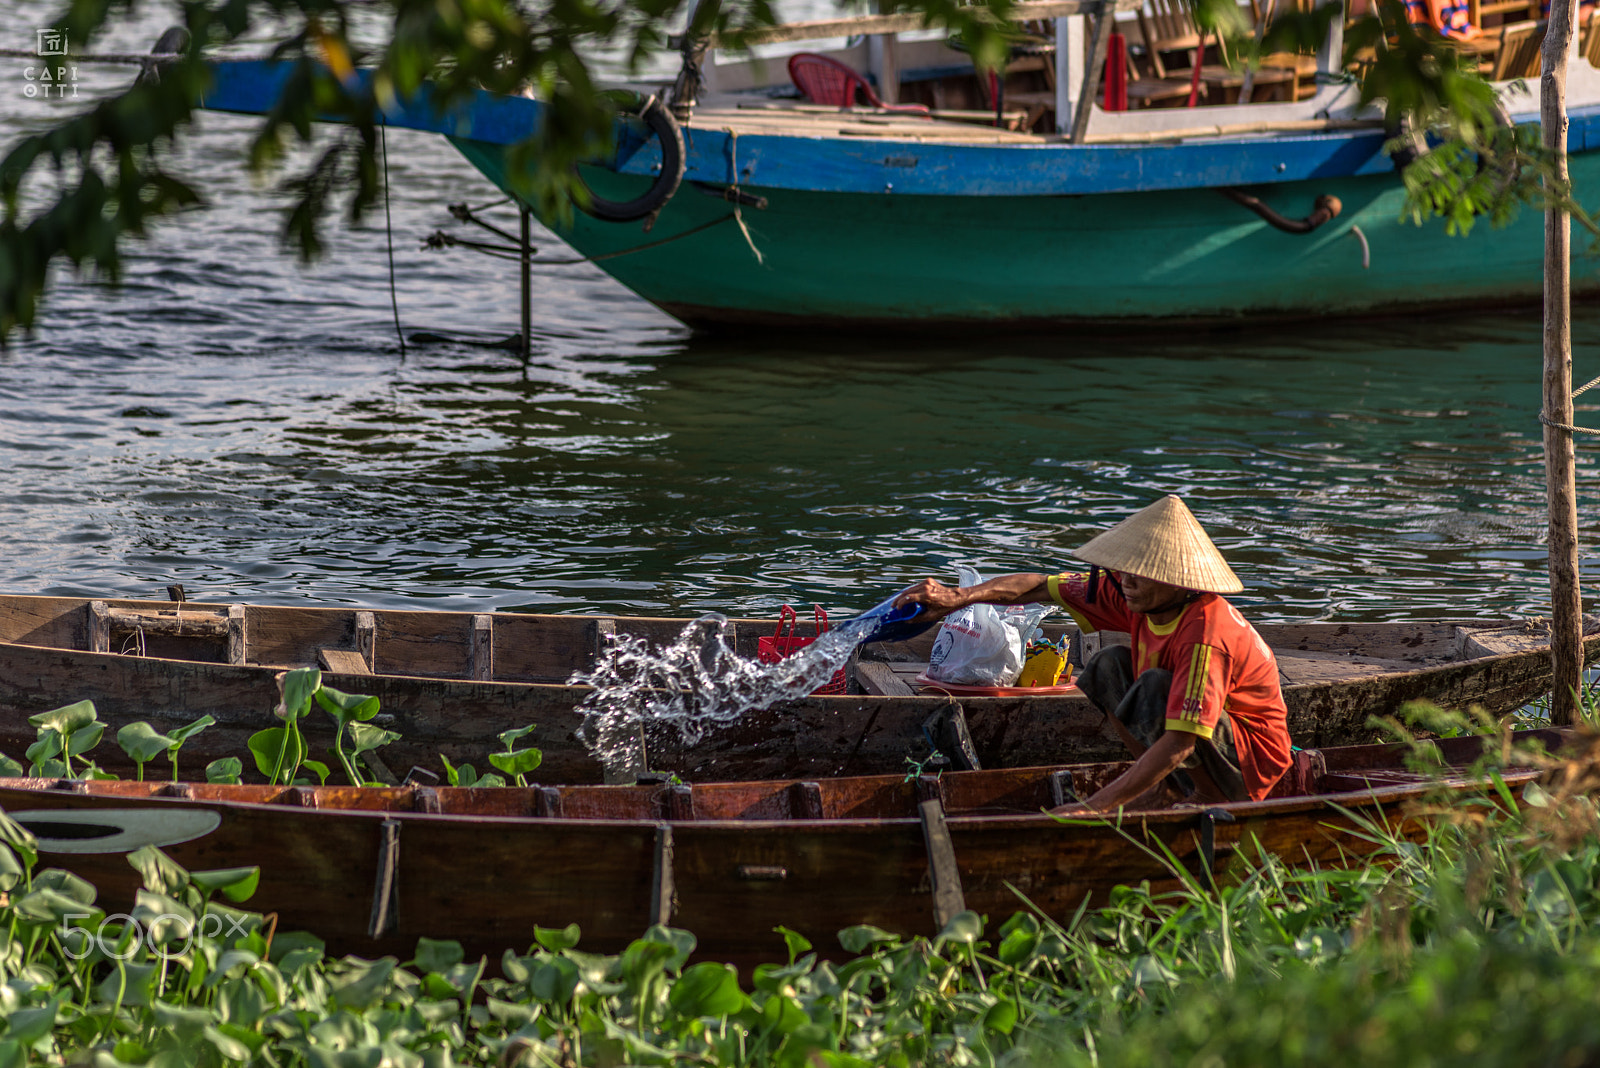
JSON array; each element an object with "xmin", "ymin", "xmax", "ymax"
[{"xmin": 667, "ymin": 0, "xmax": 1143, "ymax": 141}]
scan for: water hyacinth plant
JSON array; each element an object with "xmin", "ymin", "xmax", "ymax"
[{"xmin": 0, "ymin": 721, "xmax": 1593, "ymax": 1065}]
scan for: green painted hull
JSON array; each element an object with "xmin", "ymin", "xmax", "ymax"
[{"xmin": 450, "ymin": 137, "xmax": 1600, "ymax": 329}]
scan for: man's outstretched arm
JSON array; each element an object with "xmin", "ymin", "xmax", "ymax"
[{"xmin": 894, "ymin": 573, "xmax": 1052, "ymax": 625}]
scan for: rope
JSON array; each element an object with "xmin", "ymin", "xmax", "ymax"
[
  {"xmin": 426, "ymin": 211, "xmax": 737, "ymax": 266},
  {"xmin": 1539, "ymin": 371, "xmax": 1600, "ymax": 435},
  {"xmin": 723, "ymin": 129, "xmax": 765, "ymax": 265},
  {"xmin": 381, "ymin": 119, "xmax": 406, "ymax": 359},
  {"xmin": 0, "ymin": 47, "xmax": 181, "ymax": 64}
]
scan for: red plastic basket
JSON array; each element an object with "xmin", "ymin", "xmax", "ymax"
[{"xmin": 757, "ymin": 605, "xmax": 848, "ymax": 695}]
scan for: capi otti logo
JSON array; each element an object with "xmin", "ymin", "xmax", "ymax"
[{"xmin": 24, "ymin": 29, "xmax": 78, "ymax": 99}]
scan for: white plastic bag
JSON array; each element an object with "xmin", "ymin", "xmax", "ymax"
[{"xmin": 926, "ymin": 566, "xmax": 1053, "ymax": 686}]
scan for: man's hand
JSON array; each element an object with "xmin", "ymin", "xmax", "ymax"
[
  {"xmin": 1075, "ymin": 730, "xmax": 1199, "ymax": 812},
  {"xmin": 1048, "ymin": 800, "xmax": 1095, "ymax": 817},
  {"xmin": 892, "ymin": 579, "xmax": 969, "ymax": 624}
]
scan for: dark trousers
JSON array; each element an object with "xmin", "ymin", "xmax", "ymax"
[{"xmin": 1077, "ymin": 645, "xmax": 1248, "ymax": 802}]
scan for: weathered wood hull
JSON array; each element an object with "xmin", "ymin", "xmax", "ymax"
[
  {"xmin": 0, "ymin": 730, "xmax": 1564, "ymax": 967},
  {"xmin": 0, "ymin": 595, "xmax": 1584, "ymax": 784}
]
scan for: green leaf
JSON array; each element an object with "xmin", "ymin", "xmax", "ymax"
[
  {"xmin": 205, "ymin": 757, "xmax": 243, "ymax": 785},
  {"xmin": 28, "ymin": 700, "xmax": 98, "ymax": 734},
  {"xmin": 65, "ymin": 722, "xmax": 105, "ymax": 757},
  {"xmin": 169, "ymin": 714, "xmax": 216, "ymax": 746},
  {"xmin": 838, "ymin": 925, "xmax": 900, "ymax": 954},
  {"xmin": 775, "ymin": 925, "xmax": 812, "ymax": 965},
  {"xmin": 330, "ymin": 957, "xmax": 396, "ymax": 1010},
  {"xmin": 474, "ymin": 773, "xmax": 507, "ymax": 788},
  {"xmin": 0, "ymin": 753, "xmax": 24, "ymax": 778},
  {"xmin": 440, "ymin": 754, "xmax": 466, "ymax": 787},
  {"xmin": 934, "ymin": 910, "xmax": 983, "ymax": 946},
  {"xmin": 533, "ymin": 923, "xmax": 581, "ymax": 952},
  {"xmin": 26, "ymin": 731, "xmax": 62, "ymax": 764},
  {"xmin": 117, "ymin": 722, "xmax": 177, "ymax": 765},
  {"xmin": 248, "ymin": 727, "xmax": 305, "ymax": 782},
  {"xmin": 668, "ymin": 961, "xmax": 746, "ymax": 1018},
  {"xmin": 279, "ymin": 668, "xmax": 322, "ymax": 723},
  {"xmin": 301, "ymin": 759, "xmax": 331, "ymax": 786},
  {"xmin": 31, "ymin": 758, "xmax": 66, "ymax": 779},
  {"xmin": 488, "ymin": 748, "xmax": 543, "ymax": 778},
  {"xmin": 759, "ymin": 992, "xmax": 809, "ymax": 1036},
  {"xmin": 496, "ymin": 724, "xmax": 539, "ymax": 748},
  {"xmin": 412, "ymin": 937, "xmax": 465, "ymax": 973},
  {"xmin": 34, "ymin": 866, "xmax": 97, "ymax": 905},
  {"xmin": 315, "ymin": 686, "xmax": 381, "ymax": 723},
  {"xmin": 151, "ymin": 1000, "xmax": 214, "ymax": 1037},
  {"xmin": 191, "ymin": 867, "xmax": 260, "ymax": 903},
  {"xmin": 347, "ymin": 722, "xmax": 399, "ymax": 757},
  {"xmin": 126, "ymin": 845, "xmax": 190, "ymax": 897},
  {"xmin": 528, "ymin": 957, "xmax": 580, "ymax": 1004},
  {"xmin": 983, "ymin": 998, "xmax": 1018, "ymax": 1035},
  {"xmin": 13, "ymin": 885, "xmax": 99, "ymax": 926},
  {"xmin": 642, "ymin": 924, "xmax": 696, "ymax": 973},
  {"xmin": 98, "ymin": 963, "xmax": 159, "ymax": 1007},
  {"xmin": 203, "ymin": 1024, "xmax": 253, "ymax": 1062},
  {"xmin": 6, "ymin": 1000, "xmax": 62, "ymax": 1044},
  {"xmin": 0, "ymin": 844, "xmax": 25, "ymax": 892},
  {"xmin": 132, "ymin": 889, "xmax": 196, "ymax": 945}
]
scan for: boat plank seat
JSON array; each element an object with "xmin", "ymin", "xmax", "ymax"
[
  {"xmin": 1455, "ymin": 621, "xmax": 1550, "ymax": 659},
  {"xmin": 1255, "ymin": 620, "xmax": 1461, "ymax": 659},
  {"xmin": 1274, "ymin": 649, "xmax": 1443, "ymax": 685},
  {"xmin": 1318, "ymin": 769, "xmax": 1482, "ymax": 792},
  {"xmin": 86, "ymin": 600, "xmax": 247, "ymax": 665},
  {"xmin": 318, "ymin": 648, "xmax": 372, "ymax": 675},
  {"xmin": 856, "ymin": 660, "xmax": 918, "ymax": 696}
]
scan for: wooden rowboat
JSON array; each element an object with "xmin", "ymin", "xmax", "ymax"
[
  {"xmin": 0, "ymin": 594, "xmax": 1588, "ymax": 783},
  {"xmin": 0, "ymin": 729, "xmax": 1569, "ymax": 968}
]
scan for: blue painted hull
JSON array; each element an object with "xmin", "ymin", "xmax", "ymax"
[
  {"xmin": 453, "ymin": 137, "xmax": 1600, "ymax": 327},
  {"xmin": 199, "ymin": 60, "xmax": 1600, "ymax": 328}
]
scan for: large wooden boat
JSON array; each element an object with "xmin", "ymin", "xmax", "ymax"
[
  {"xmin": 0, "ymin": 729, "xmax": 1569, "ymax": 967},
  {"xmin": 191, "ymin": 1, "xmax": 1600, "ymax": 331},
  {"xmin": 0, "ymin": 594, "xmax": 1587, "ymax": 783}
]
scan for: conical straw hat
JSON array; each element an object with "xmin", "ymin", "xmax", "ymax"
[{"xmin": 1075, "ymin": 496, "xmax": 1243, "ymax": 594}]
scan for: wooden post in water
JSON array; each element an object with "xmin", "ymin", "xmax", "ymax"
[
  {"xmin": 519, "ymin": 207, "xmax": 532, "ymax": 360},
  {"xmin": 1541, "ymin": 0, "xmax": 1583, "ymax": 724}
]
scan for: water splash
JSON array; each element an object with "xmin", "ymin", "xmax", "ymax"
[{"xmin": 568, "ymin": 594, "xmax": 928, "ymax": 778}]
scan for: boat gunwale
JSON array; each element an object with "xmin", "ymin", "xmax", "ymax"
[{"xmin": 0, "ymin": 727, "xmax": 1561, "ymax": 830}]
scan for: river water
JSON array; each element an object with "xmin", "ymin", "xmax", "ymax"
[{"xmin": 3, "ymin": 4, "xmax": 1599, "ymax": 625}]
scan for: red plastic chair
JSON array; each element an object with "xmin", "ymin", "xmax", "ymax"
[{"xmin": 786, "ymin": 53, "xmax": 932, "ymax": 115}]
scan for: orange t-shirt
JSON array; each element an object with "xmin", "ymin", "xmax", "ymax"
[{"xmin": 1047, "ymin": 572, "xmax": 1292, "ymax": 801}]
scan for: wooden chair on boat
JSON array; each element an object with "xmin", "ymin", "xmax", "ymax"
[
  {"xmin": 1467, "ymin": 0, "xmax": 1540, "ymax": 30},
  {"xmin": 1134, "ymin": 0, "xmax": 1299, "ymax": 105},
  {"xmin": 1248, "ymin": 0, "xmax": 1323, "ymax": 100},
  {"xmin": 1582, "ymin": 7, "xmax": 1600, "ymax": 67},
  {"xmin": 1489, "ymin": 19, "xmax": 1543, "ymax": 78},
  {"xmin": 787, "ymin": 53, "xmax": 933, "ymax": 115}
]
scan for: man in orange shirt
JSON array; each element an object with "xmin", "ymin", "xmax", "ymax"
[{"xmin": 895, "ymin": 495, "xmax": 1291, "ymax": 813}]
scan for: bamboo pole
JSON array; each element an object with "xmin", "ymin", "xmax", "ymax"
[{"xmin": 1541, "ymin": 0, "xmax": 1582, "ymax": 724}]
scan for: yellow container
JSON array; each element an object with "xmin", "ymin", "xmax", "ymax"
[{"xmin": 1017, "ymin": 646, "xmax": 1068, "ymax": 688}]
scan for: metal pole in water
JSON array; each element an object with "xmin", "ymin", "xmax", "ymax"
[
  {"xmin": 1541, "ymin": 0, "xmax": 1582, "ymax": 723},
  {"xmin": 520, "ymin": 207, "xmax": 533, "ymax": 360}
]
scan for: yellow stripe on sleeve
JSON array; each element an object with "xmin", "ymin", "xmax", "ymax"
[
  {"xmin": 1047, "ymin": 575, "xmax": 1097, "ymax": 633},
  {"xmin": 1165, "ymin": 718, "xmax": 1215, "ymax": 740}
]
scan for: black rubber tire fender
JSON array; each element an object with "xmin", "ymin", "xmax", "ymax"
[
  {"xmin": 1385, "ymin": 100, "xmax": 1516, "ymax": 177},
  {"xmin": 576, "ymin": 97, "xmax": 686, "ymax": 223}
]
